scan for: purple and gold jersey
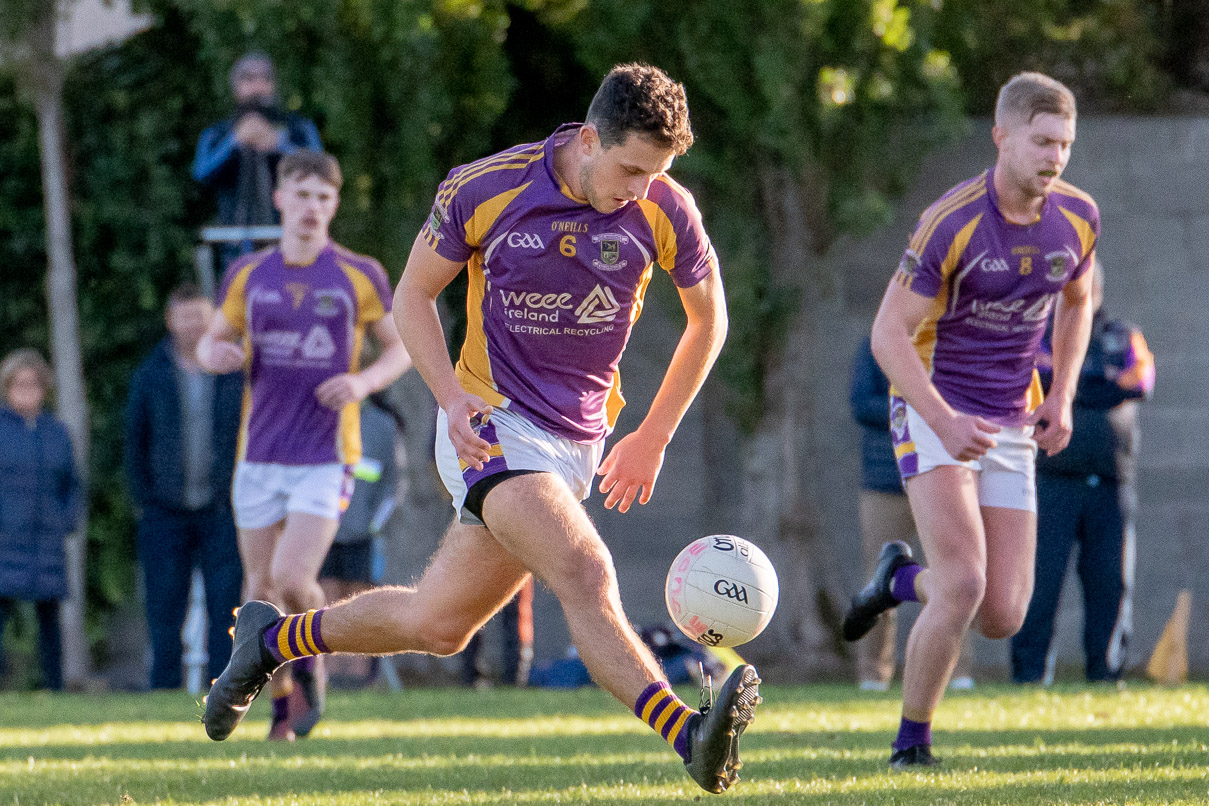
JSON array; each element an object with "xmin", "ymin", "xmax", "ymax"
[
  {"xmin": 893, "ymin": 169, "xmax": 1100, "ymax": 426},
  {"xmin": 420, "ymin": 124, "xmax": 717, "ymax": 443},
  {"xmin": 219, "ymin": 243, "xmax": 393, "ymax": 465}
]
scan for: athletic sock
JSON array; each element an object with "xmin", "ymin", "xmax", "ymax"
[
  {"xmin": 893, "ymin": 716, "xmax": 932, "ymax": 751},
  {"xmin": 263, "ymin": 609, "xmax": 330, "ymax": 664},
  {"xmin": 890, "ymin": 563, "xmax": 924, "ymax": 603},
  {"xmin": 270, "ymin": 694, "xmax": 290, "ymax": 724},
  {"xmin": 635, "ymin": 681, "xmax": 697, "ymax": 761}
]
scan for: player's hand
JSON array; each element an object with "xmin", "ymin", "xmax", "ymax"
[
  {"xmin": 935, "ymin": 412, "xmax": 1000, "ymax": 462},
  {"xmin": 596, "ymin": 431, "xmax": 666, "ymax": 514},
  {"xmin": 1028, "ymin": 394, "xmax": 1073, "ymax": 456},
  {"xmin": 199, "ymin": 340, "xmax": 245, "ymax": 374},
  {"xmin": 442, "ymin": 393, "xmax": 494, "ymax": 471},
  {"xmin": 315, "ymin": 373, "xmax": 372, "ymax": 410}
]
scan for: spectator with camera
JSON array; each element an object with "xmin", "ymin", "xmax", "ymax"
[{"xmin": 192, "ymin": 51, "xmax": 322, "ymax": 262}]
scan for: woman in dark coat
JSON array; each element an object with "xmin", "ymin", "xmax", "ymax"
[{"xmin": 0, "ymin": 349, "xmax": 82, "ymax": 690}]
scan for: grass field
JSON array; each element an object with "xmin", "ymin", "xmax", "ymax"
[{"xmin": 3, "ymin": 682, "xmax": 1207, "ymax": 805}]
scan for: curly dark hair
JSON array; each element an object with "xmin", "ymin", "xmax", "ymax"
[{"xmin": 586, "ymin": 63, "xmax": 694, "ymax": 156}]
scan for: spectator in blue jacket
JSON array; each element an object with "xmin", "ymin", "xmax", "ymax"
[
  {"xmin": 1011, "ymin": 261, "xmax": 1155, "ymax": 683},
  {"xmin": 192, "ymin": 51, "xmax": 322, "ymax": 263},
  {"xmin": 124, "ymin": 284, "xmax": 244, "ymax": 689},
  {"xmin": 0, "ymin": 349, "xmax": 82, "ymax": 691}
]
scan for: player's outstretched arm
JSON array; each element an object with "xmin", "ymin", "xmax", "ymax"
[
  {"xmin": 393, "ymin": 234, "xmax": 493, "ymax": 470},
  {"xmin": 1029, "ymin": 261, "xmax": 1095, "ymax": 455},
  {"xmin": 196, "ymin": 311, "xmax": 246, "ymax": 374},
  {"xmin": 597, "ymin": 268, "xmax": 727, "ymax": 513},
  {"xmin": 871, "ymin": 281, "xmax": 999, "ymax": 462}
]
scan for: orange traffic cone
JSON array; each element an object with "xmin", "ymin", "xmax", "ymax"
[{"xmin": 1146, "ymin": 589, "xmax": 1192, "ymax": 686}]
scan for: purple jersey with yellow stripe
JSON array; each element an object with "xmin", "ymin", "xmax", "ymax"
[
  {"xmin": 219, "ymin": 243, "xmax": 393, "ymax": 465},
  {"xmin": 893, "ymin": 169, "xmax": 1100, "ymax": 426},
  {"xmin": 420, "ymin": 123, "xmax": 717, "ymax": 443}
]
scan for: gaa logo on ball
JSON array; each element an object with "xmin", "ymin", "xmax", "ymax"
[{"xmin": 665, "ymin": 535, "xmax": 779, "ymax": 648}]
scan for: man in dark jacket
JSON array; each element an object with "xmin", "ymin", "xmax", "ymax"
[
  {"xmin": 192, "ymin": 51, "xmax": 322, "ymax": 264},
  {"xmin": 124, "ymin": 284, "xmax": 244, "ymax": 689},
  {"xmin": 1010, "ymin": 261, "xmax": 1155, "ymax": 683}
]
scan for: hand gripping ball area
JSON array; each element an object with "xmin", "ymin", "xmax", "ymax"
[{"xmin": 665, "ymin": 535, "xmax": 780, "ymax": 648}]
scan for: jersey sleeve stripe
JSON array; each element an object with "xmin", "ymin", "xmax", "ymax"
[
  {"xmin": 912, "ymin": 214, "xmax": 982, "ymax": 373},
  {"xmin": 339, "ymin": 262, "xmax": 388, "ymax": 324},
  {"xmin": 908, "ymin": 177, "xmax": 987, "ymax": 254},
  {"xmin": 635, "ymin": 199, "xmax": 678, "ymax": 272},
  {"xmin": 465, "ymin": 182, "xmax": 532, "ymax": 248},
  {"xmin": 219, "ymin": 259, "xmax": 260, "ymax": 334},
  {"xmin": 437, "ymin": 147, "xmax": 544, "ymax": 207},
  {"xmin": 1052, "ymin": 178, "xmax": 1097, "ymax": 207},
  {"xmin": 1058, "ymin": 206, "xmax": 1097, "ymax": 259}
]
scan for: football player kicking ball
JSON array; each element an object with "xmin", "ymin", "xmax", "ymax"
[
  {"xmin": 842, "ymin": 72, "xmax": 1099, "ymax": 768},
  {"xmin": 197, "ymin": 150, "xmax": 412, "ymax": 740},
  {"xmin": 205, "ymin": 63, "xmax": 761, "ymax": 794}
]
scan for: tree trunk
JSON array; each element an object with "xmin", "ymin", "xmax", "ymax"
[
  {"xmin": 730, "ymin": 165, "xmax": 850, "ymax": 681},
  {"xmin": 29, "ymin": 0, "xmax": 92, "ymax": 689}
]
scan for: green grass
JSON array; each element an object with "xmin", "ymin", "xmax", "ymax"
[{"xmin": 2, "ymin": 683, "xmax": 1207, "ymax": 805}]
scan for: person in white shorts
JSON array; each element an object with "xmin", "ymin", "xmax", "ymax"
[
  {"xmin": 203, "ymin": 64, "xmax": 762, "ymax": 796},
  {"xmin": 197, "ymin": 150, "xmax": 411, "ymax": 739},
  {"xmin": 841, "ymin": 72, "xmax": 1099, "ymax": 768}
]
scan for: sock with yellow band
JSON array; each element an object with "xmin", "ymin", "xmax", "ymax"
[
  {"xmin": 635, "ymin": 681, "xmax": 699, "ymax": 761},
  {"xmin": 262, "ymin": 609, "xmax": 330, "ymax": 664}
]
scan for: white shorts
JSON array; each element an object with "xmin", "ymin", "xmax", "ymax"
[
  {"xmin": 231, "ymin": 461, "xmax": 354, "ymax": 529},
  {"xmin": 890, "ymin": 396, "xmax": 1038, "ymax": 512},
  {"xmin": 434, "ymin": 405, "xmax": 603, "ymax": 525}
]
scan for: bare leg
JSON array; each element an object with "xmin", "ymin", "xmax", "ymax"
[
  {"xmin": 900, "ymin": 466, "xmax": 986, "ymax": 721},
  {"xmin": 480, "ymin": 473, "xmax": 663, "ymax": 709},
  {"xmin": 318, "ymin": 518, "xmax": 532, "ymax": 656},
  {"xmin": 270, "ymin": 512, "xmax": 340, "ymax": 614},
  {"xmin": 975, "ymin": 505, "xmax": 1036, "ymax": 640}
]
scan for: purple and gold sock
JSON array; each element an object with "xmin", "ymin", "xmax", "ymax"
[
  {"xmin": 262, "ymin": 609, "xmax": 330, "ymax": 664},
  {"xmin": 893, "ymin": 716, "xmax": 932, "ymax": 751},
  {"xmin": 635, "ymin": 681, "xmax": 697, "ymax": 761},
  {"xmin": 271, "ymin": 694, "xmax": 289, "ymax": 724},
  {"xmin": 891, "ymin": 563, "xmax": 924, "ymax": 603}
]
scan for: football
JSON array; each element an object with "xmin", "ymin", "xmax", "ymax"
[{"xmin": 664, "ymin": 534, "xmax": 779, "ymax": 648}]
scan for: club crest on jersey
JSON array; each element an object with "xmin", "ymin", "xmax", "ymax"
[
  {"xmin": 1047, "ymin": 252, "xmax": 1068, "ymax": 281},
  {"xmin": 313, "ymin": 292, "xmax": 339, "ymax": 317},
  {"xmin": 898, "ymin": 249, "xmax": 921, "ymax": 279},
  {"xmin": 591, "ymin": 232, "xmax": 630, "ymax": 271}
]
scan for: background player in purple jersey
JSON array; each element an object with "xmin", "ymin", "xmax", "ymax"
[
  {"xmin": 841, "ymin": 72, "xmax": 1098, "ymax": 768},
  {"xmin": 197, "ymin": 150, "xmax": 411, "ymax": 740},
  {"xmin": 204, "ymin": 64, "xmax": 760, "ymax": 795}
]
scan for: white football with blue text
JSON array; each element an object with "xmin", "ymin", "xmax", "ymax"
[{"xmin": 664, "ymin": 535, "xmax": 779, "ymax": 648}]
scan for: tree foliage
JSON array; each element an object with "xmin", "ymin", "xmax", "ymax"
[{"xmin": 0, "ymin": 0, "xmax": 1187, "ymax": 668}]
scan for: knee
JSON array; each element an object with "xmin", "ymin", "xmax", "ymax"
[
  {"xmin": 934, "ymin": 570, "xmax": 986, "ymax": 616},
  {"xmin": 269, "ymin": 567, "xmax": 316, "ymax": 608},
  {"xmin": 552, "ymin": 544, "xmax": 618, "ymax": 604},
  {"xmin": 979, "ymin": 600, "xmax": 1029, "ymax": 640}
]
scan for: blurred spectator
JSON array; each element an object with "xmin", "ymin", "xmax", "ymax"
[
  {"xmin": 192, "ymin": 50, "xmax": 322, "ymax": 262},
  {"xmin": 1011, "ymin": 261, "xmax": 1155, "ymax": 684},
  {"xmin": 0, "ymin": 349, "xmax": 82, "ymax": 691},
  {"xmin": 319, "ymin": 394, "xmax": 402, "ymax": 687},
  {"xmin": 124, "ymin": 283, "xmax": 243, "ymax": 689},
  {"xmin": 849, "ymin": 335, "xmax": 975, "ymax": 690},
  {"xmin": 461, "ymin": 578, "xmax": 534, "ymax": 689}
]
